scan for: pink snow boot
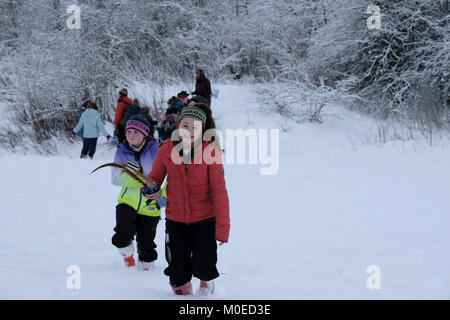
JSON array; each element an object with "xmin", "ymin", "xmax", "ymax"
[
  {"xmin": 118, "ymin": 244, "xmax": 135, "ymax": 267},
  {"xmin": 172, "ymin": 282, "xmax": 193, "ymax": 295},
  {"xmin": 137, "ymin": 260, "xmax": 154, "ymax": 271}
]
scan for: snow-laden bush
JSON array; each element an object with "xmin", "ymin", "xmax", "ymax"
[
  {"xmin": 305, "ymin": 0, "xmax": 449, "ymax": 123},
  {"xmin": 256, "ymin": 76, "xmax": 344, "ymax": 125}
]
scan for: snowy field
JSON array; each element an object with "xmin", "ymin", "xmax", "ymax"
[{"xmin": 0, "ymin": 84, "xmax": 449, "ymax": 299}]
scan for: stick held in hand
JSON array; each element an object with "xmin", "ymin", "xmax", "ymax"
[{"xmin": 90, "ymin": 162, "xmax": 157, "ymax": 188}]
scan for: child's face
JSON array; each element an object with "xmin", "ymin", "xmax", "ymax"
[
  {"xmin": 179, "ymin": 97, "xmax": 188, "ymax": 104},
  {"xmin": 126, "ymin": 128, "xmax": 146, "ymax": 147},
  {"xmin": 179, "ymin": 117, "xmax": 203, "ymax": 145}
]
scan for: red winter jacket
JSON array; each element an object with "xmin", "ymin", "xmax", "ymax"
[
  {"xmin": 147, "ymin": 139, "xmax": 230, "ymax": 243},
  {"xmin": 113, "ymin": 96, "xmax": 132, "ymax": 126}
]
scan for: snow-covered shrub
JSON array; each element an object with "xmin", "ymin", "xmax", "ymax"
[
  {"xmin": 256, "ymin": 77, "xmax": 341, "ymax": 124},
  {"xmin": 306, "ymin": 0, "xmax": 449, "ymax": 123}
]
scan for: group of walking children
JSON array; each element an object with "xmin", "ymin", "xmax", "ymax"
[
  {"xmin": 73, "ymin": 68, "xmax": 212, "ymax": 160},
  {"xmin": 157, "ymin": 68, "xmax": 213, "ymax": 143},
  {"xmin": 107, "ymin": 69, "xmax": 229, "ymax": 296}
]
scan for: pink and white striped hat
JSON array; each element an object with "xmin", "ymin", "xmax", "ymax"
[{"xmin": 126, "ymin": 119, "xmax": 150, "ymax": 137}]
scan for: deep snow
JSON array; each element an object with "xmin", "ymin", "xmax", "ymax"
[{"xmin": 0, "ymin": 84, "xmax": 449, "ymax": 299}]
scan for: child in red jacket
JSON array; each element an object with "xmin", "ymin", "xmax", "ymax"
[{"xmin": 144, "ymin": 103, "xmax": 229, "ymax": 296}]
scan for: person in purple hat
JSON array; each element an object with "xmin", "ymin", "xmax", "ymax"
[{"xmin": 110, "ymin": 114, "xmax": 167, "ymax": 270}]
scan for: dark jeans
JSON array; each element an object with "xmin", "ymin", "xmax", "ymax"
[
  {"xmin": 81, "ymin": 137, "xmax": 98, "ymax": 159},
  {"xmin": 112, "ymin": 204, "xmax": 160, "ymax": 263},
  {"xmin": 165, "ymin": 218, "xmax": 219, "ymax": 287}
]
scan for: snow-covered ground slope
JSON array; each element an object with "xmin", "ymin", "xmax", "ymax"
[{"xmin": 0, "ymin": 84, "xmax": 449, "ymax": 299}]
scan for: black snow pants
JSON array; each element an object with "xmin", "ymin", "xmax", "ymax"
[
  {"xmin": 164, "ymin": 217, "xmax": 219, "ymax": 287},
  {"xmin": 112, "ymin": 204, "xmax": 160, "ymax": 263}
]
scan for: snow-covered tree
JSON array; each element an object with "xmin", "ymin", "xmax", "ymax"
[{"xmin": 305, "ymin": 0, "xmax": 449, "ymax": 121}]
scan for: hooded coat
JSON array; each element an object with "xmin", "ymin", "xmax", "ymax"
[
  {"xmin": 73, "ymin": 108, "xmax": 109, "ymax": 138},
  {"xmin": 147, "ymin": 139, "xmax": 230, "ymax": 243},
  {"xmin": 192, "ymin": 74, "xmax": 212, "ymax": 105},
  {"xmin": 111, "ymin": 139, "xmax": 166, "ymax": 217},
  {"xmin": 113, "ymin": 96, "xmax": 133, "ymax": 127}
]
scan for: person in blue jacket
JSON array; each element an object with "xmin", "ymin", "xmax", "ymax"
[
  {"xmin": 73, "ymin": 101, "xmax": 111, "ymax": 159},
  {"xmin": 77, "ymin": 96, "xmax": 91, "ymax": 138}
]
